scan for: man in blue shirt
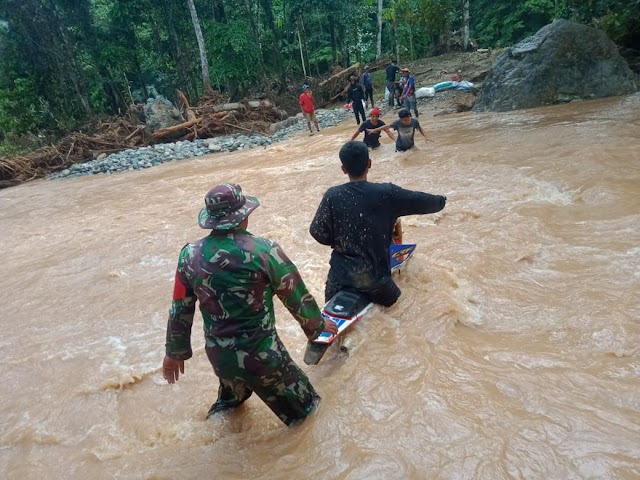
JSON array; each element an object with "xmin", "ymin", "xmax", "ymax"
[
  {"xmin": 400, "ymin": 68, "xmax": 418, "ymax": 117},
  {"xmin": 362, "ymin": 66, "xmax": 374, "ymax": 108}
]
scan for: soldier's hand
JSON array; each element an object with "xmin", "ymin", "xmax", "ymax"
[
  {"xmin": 163, "ymin": 355, "xmax": 185, "ymax": 384},
  {"xmin": 323, "ymin": 319, "xmax": 339, "ymax": 336}
]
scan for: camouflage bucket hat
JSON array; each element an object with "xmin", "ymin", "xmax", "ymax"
[{"xmin": 198, "ymin": 183, "xmax": 260, "ymax": 230}]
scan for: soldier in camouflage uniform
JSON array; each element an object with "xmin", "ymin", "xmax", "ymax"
[{"xmin": 163, "ymin": 183, "xmax": 338, "ymax": 426}]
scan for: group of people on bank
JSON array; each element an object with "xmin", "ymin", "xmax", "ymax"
[
  {"xmin": 345, "ymin": 61, "xmax": 419, "ymax": 124},
  {"xmin": 300, "ymin": 60, "xmax": 428, "ymax": 152},
  {"xmin": 162, "ymin": 62, "xmax": 447, "ymax": 427}
]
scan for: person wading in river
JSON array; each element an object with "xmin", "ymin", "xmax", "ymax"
[
  {"xmin": 350, "ymin": 107, "xmax": 395, "ymax": 149},
  {"xmin": 309, "ymin": 141, "xmax": 447, "ymax": 307},
  {"xmin": 162, "ymin": 183, "xmax": 337, "ymax": 426}
]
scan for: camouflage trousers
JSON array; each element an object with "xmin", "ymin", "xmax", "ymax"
[{"xmin": 204, "ymin": 334, "xmax": 320, "ymax": 426}]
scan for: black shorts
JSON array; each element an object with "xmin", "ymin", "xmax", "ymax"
[{"xmin": 325, "ymin": 276, "xmax": 401, "ymax": 308}]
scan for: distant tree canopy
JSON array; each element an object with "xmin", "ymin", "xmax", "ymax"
[{"xmin": 0, "ymin": 0, "xmax": 637, "ymax": 140}]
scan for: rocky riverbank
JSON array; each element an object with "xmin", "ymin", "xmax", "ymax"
[{"xmin": 47, "ymin": 108, "xmax": 354, "ymax": 180}]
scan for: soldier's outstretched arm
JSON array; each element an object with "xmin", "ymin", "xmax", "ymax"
[{"xmin": 267, "ymin": 242, "xmax": 336, "ymax": 339}]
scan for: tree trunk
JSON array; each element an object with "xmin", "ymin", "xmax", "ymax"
[
  {"xmin": 212, "ymin": 0, "xmax": 227, "ymax": 21},
  {"xmin": 409, "ymin": 28, "xmax": 414, "ymax": 59},
  {"xmin": 157, "ymin": 0, "xmax": 196, "ymax": 99},
  {"xmin": 393, "ymin": 20, "xmax": 400, "ymax": 65},
  {"xmin": 244, "ymin": 0, "xmax": 263, "ymax": 71},
  {"xmin": 462, "ymin": 0, "xmax": 470, "ymax": 50},
  {"xmin": 259, "ymin": 0, "xmax": 285, "ymax": 90},
  {"xmin": 339, "ymin": 24, "xmax": 350, "ymax": 67},
  {"xmin": 55, "ymin": 22, "xmax": 92, "ymax": 115},
  {"xmin": 329, "ymin": 21, "xmax": 338, "ymax": 65},
  {"xmin": 301, "ymin": 19, "xmax": 311, "ymax": 76},
  {"xmin": 297, "ymin": 27, "xmax": 307, "ymax": 77},
  {"xmin": 376, "ymin": 0, "xmax": 383, "ymax": 59},
  {"xmin": 73, "ymin": 2, "xmax": 128, "ymax": 113},
  {"xmin": 186, "ymin": 0, "xmax": 213, "ymax": 95}
]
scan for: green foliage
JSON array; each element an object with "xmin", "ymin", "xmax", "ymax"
[
  {"xmin": 309, "ymin": 46, "xmax": 335, "ymax": 70},
  {"xmin": 0, "ymin": 141, "xmax": 26, "ymax": 157},
  {"xmin": 522, "ymin": 0, "xmax": 555, "ymax": 16},
  {"xmin": 581, "ymin": 1, "xmax": 640, "ymax": 44},
  {"xmin": 0, "ymin": 77, "xmax": 47, "ymax": 138},
  {"xmin": 0, "ymin": 0, "xmax": 636, "ymax": 138},
  {"xmin": 472, "ymin": 0, "xmax": 530, "ymax": 47},
  {"xmin": 416, "ymin": 0, "xmax": 454, "ymax": 34},
  {"xmin": 208, "ymin": 20, "xmax": 262, "ymax": 92}
]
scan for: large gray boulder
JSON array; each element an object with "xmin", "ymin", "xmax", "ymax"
[
  {"xmin": 144, "ymin": 96, "xmax": 184, "ymax": 132},
  {"xmin": 473, "ymin": 20, "xmax": 638, "ymax": 112}
]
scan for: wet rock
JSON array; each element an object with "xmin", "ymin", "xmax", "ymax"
[
  {"xmin": 474, "ymin": 20, "xmax": 639, "ymax": 112},
  {"xmin": 144, "ymin": 96, "xmax": 184, "ymax": 131}
]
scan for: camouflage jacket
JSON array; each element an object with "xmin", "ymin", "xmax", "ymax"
[{"xmin": 165, "ymin": 229, "xmax": 326, "ymax": 360}]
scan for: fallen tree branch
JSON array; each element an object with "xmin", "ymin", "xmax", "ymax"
[
  {"xmin": 124, "ymin": 126, "xmax": 145, "ymax": 142},
  {"xmin": 224, "ymin": 123, "xmax": 253, "ymax": 133},
  {"xmin": 152, "ymin": 117, "xmax": 202, "ymax": 139}
]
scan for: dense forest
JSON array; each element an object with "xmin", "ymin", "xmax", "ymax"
[{"xmin": 0, "ymin": 0, "xmax": 638, "ymax": 149}]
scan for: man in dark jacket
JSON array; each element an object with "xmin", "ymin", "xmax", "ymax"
[
  {"xmin": 309, "ymin": 141, "xmax": 447, "ymax": 307},
  {"xmin": 385, "ymin": 60, "xmax": 401, "ymax": 107},
  {"xmin": 163, "ymin": 183, "xmax": 337, "ymax": 426},
  {"xmin": 347, "ymin": 76, "xmax": 366, "ymax": 125}
]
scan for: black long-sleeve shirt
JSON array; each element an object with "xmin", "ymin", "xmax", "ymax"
[
  {"xmin": 309, "ymin": 181, "xmax": 446, "ymax": 290},
  {"xmin": 347, "ymin": 83, "xmax": 365, "ymax": 103}
]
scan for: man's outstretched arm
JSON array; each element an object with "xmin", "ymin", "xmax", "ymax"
[
  {"xmin": 366, "ymin": 124, "xmax": 391, "ymax": 134},
  {"xmin": 393, "ymin": 185, "xmax": 447, "ymax": 217}
]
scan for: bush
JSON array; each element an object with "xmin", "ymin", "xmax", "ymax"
[{"xmin": 0, "ymin": 77, "xmax": 47, "ymax": 138}]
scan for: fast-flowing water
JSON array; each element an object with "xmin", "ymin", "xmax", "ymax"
[{"xmin": 1, "ymin": 93, "xmax": 639, "ymax": 480}]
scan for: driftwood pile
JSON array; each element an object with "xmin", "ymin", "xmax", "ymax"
[
  {"xmin": 0, "ymin": 116, "xmax": 150, "ymax": 188},
  {"xmin": 0, "ymin": 91, "xmax": 288, "ymax": 188},
  {"xmin": 153, "ymin": 91, "xmax": 285, "ymax": 142}
]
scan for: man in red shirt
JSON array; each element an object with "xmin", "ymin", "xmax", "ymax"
[{"xmin": 299, "ymin": 84, "xmax": 320, "ymax": 135}]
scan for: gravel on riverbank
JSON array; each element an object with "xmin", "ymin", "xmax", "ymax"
[{"xmin": 47, "ymin": 108, "xmax": 354, "ymax": 180}]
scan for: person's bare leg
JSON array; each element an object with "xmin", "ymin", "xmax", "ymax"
[{"xmin": 393, "ymin": 219, "xmax": 403, "ymax": 244}]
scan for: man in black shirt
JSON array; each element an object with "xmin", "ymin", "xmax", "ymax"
[
  {"xmin": 347, "ymin": 76, "xmax": 366, "ymax": 125},
  {"xmin": 309, "ymin": 141, "xmax": 447, "ymax": 307},
  {"xmin": 385, "ymin": 60, "xmax": 401, "ymax": 107},
  {"xmin": 350, "ymin": 107, "xmax": 395, "ymax": 149}
]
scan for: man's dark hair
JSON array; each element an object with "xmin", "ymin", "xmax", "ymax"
[
  {"xmin": 398, "ymin": 108, "xmax": 411, "ymax": 118},
  {"xmin": 391, "ymin": 59, "xmax": 397, "ymax": 64},
  {"xmin": 339, "ymin": 141, "xmax": 369, "ymax": 177}
]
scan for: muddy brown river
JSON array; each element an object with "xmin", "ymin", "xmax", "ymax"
[{"xmin": 1, "ymin": 94, "xmax": 639, "ymax": 479}]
